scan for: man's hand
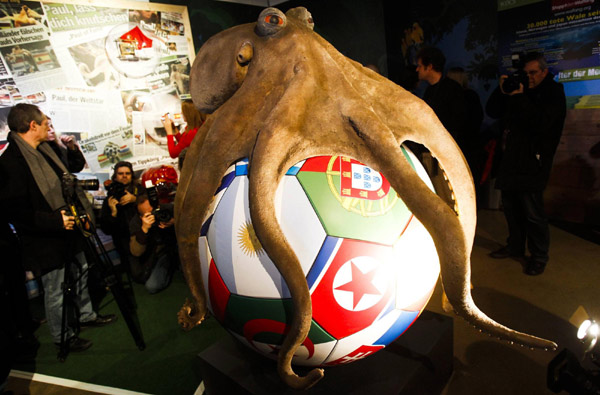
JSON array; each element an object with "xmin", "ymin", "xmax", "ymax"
[
  {"xmin": 108, "ymin": 196, "xmax": 119, "ymax": 217},
  {"xmin": 120, "ymin": 190, "xmax": 136, "ymax": 205},
  {"xmin": 499, "ymin": 74, "xmax": 524, "ymax": 96},
  {"xmin": 158, "ymin": 217, "xmax": 175, "ymax": 229},
  {"xmin": 59, "ymin": 135, "xmax": 76, "ymax": 150},
  {"xmin": 141, "ymin": 212, "xmax": 155, "ymax": 233},
  {"xmin": 499, "ymin": 75, "xmax": 509, "ymax": 94},
  {"xmin": 509, "ymin": 83, "xmax": 524, "ymax": 96},
  {"xmin": 61, "ymin": 209, "xmax": 75, "ymax": 230}
]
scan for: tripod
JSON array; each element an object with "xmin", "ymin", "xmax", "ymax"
[{"xmin": 58, "ymin": 175, "xmax": 145, "ymax": 362}]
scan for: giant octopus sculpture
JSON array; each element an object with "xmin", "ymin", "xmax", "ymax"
[{"xmin": 175, "ymin": 7, "xmax": 557, "ymax": 390}]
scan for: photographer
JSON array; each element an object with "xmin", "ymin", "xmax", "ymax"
[
  {"xmin": 129, "ymin": 194, "xmax": 178, "ymax": 294},
  {"xmin": 100, "ymin": 161, "xmax": 144, "ymax": 274},
  {"xmin": 0, "ymin": 104, "xmax": 115, "ymax": 352},
  {"xmin": 486, "ymin": 52, "xmax": 566, "ymax": 275}
]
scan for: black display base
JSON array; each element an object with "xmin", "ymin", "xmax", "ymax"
[{"xmin": 196, "ymin": 310, "xmax": 453, "ymax": 394}]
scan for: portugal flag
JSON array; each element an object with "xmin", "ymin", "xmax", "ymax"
[
  {"xmin": 339, "ymin": 156, "xmax": 390, "ymax": 200},
  {"xmin": 296, "ymin": 155, "xmax": 413, "ymax": 245}
]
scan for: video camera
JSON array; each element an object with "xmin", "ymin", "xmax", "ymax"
[
  {"xmin": 145, "ymin": 180, "xmax": 174, "ymax": 224},
  {"xmin": 502, "ymin": 53, "xmax": 529, "ymax": 93},
  {"xmin": 58, "ymin": 174, "xmax": 145, "ymax": 359},
  {"xmin": 61, "ymin": 173, "xmax": 99, "ymax": 195},
  {"xmin": 61, "ymin": 173, "xmax": 98, "ymax": 236}
]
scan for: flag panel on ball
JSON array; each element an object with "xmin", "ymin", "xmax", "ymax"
[
  {"xmin": 229, "ymin": 331, "xmax": 337, "ymax": 366},
  {"xmin": 224, "ymin": 294, "xmax": 337, "ymax": 365},
  {"xmin": 208, "ymin": 258, "xmax": 230, "ymax": 323},
  {"xmin": 323, "ymin": 309, "xmax": 417, "ymax": 365},
  {"xmin": 310, "ymin": 237, "xmax": 397, "ymax": 339},
  {"xmin": 296, "ymin": 155, "xmax": 413, "ymax": 245},
  {"xmin": 274, "ymin": 174, "xmax": 326, "ymax": 281},
  {"xmin": 207, "ymin": 173, "xmax": 324, "ymax": 299}
]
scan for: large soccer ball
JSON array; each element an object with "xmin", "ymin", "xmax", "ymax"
[{"xmin": 198, "ymin": 146, "xmax": 440, "ymax": 366}]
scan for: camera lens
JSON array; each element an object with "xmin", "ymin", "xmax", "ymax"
[{"xmin": 79, "ymin": 179, "xmax": 99, "ymax": 191}]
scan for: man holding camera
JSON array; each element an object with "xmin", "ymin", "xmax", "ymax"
[
  {"xmin": 100, "ymin": 161, "xmax": 143, "ymax": 274},
  {"xmin": 0, "ymin": 104, "xmax": 115, "ymax": 352},
  {"xmin": 129, "ymin": 194, "xmax": 178, "ymax": 293},
  {"xmin": 486, "ymin": 52, "xmax": 566, "ymax": 275}
]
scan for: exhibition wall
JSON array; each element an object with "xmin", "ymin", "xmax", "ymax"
[
  {"xmin": 1, "ymin": 0, "xmax": 598, "ymax": 229},
  {"xmin": 496, "ymin": 0, "xmax": 600, "ymax": 227},
  {"xmin": 0, "ymin": 0, "xmax": 195, "ymax": 182},
  {"xmin": 399, "ymin": 0, "xmax": 600, "ymax": 229}
]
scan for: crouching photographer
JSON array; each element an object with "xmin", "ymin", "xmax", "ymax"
[{"xmin": 128, "ymin": 182, "xmax": 178, "ymax": 294}]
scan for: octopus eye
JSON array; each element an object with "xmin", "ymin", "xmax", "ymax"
[
  {"xmin": 256, "ymin": 7, "xmax": 287, "ymax": 36},
  {"xmin": 265, "ymin": 15, "xmax": 282, "ymax": 25}
]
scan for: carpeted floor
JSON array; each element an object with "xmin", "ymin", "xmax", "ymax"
[
  {"xmin": 5, "ymin": 209, "xmax": 599, "ymax": 394},
  {"xmin": 7, "ymin": 271, "xmax": 227, "ymax": 395},
  {"xmin": 437, "ymin": 209, "xmax": 599, "ymax": 395}
]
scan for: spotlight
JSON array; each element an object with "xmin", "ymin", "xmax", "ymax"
[
  {"xmin": 578, "ymin": 320, "xmax": 599, "ymax": 352},
  {"xmin": 547, "ymin": 318, "xmax": 600, "ymax": 394}
]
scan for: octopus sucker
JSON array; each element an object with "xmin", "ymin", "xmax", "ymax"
[{"xmin": 176, "ymin": 6, "xmax": 558, "ymax": 389}]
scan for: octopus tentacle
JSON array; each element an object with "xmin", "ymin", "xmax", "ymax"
[
  {"xmin": 175, "ymin": 118, "xmax": 248, "ymax": 330},
  {"xmin": 246, "ymin": 62, "xmax": 324, "ymax": 390},
  {"xmin": 339, "ymin": 99, "xmax": 557, "ymax": 350},
  {"xmin": 175, "ymin": 116, "xmax": 213, "ymax": 214},
  {"xmin": 248, "ymin": 144, "xmax": 324, "ymax": 389}
]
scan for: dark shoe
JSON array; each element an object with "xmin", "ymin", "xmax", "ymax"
[
  {"xmin": 80, "ymin": 314, "xmax": 117, "ymax": 328},
  {"xmin": 55, "ymin": 336, "xmax": 92, "ymax": 352},
  {"xmin": 524, "ymin": 260, "xmax": 546, "ymax": 276},
  {"xmin": 489, "ymin": 246, "xmax": 523, "ymax": 259}
]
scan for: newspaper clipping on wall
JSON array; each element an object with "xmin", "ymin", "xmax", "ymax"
[{"xmin": 0, "ymin": 0, "xmax": 192, "ymax": 175}]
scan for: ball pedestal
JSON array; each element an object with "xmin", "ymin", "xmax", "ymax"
[{"xmin": 196, "ymin": 310, "xmax": 453, "ymax": 394}]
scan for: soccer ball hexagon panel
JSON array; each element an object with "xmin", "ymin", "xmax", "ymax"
[{"xmin": 197, "ymin": 146, "xmax": 440, "ymax": 367}]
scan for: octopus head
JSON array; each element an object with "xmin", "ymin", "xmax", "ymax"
[{"xmin": 190, "ymin": 7, "xmax": 314, "ymax": 114}]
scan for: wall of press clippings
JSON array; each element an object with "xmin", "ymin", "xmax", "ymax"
[{"xmin": 0, "ymin": 0, "xmax": 195, "ymax": 179}]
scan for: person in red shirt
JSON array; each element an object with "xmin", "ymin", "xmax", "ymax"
[{"xmin": 162, "ymin": 100, "xmax": 206, "ymax": 166}]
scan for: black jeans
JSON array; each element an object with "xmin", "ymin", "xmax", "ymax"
[{"xmin": 501, "ymin": 189, "xmax": 549, "ymax": 263}]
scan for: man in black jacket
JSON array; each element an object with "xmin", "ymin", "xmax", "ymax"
[
  {"xmin": 100, "ymin": 161, "xmax": 144, "ymax": 274},
  {"xmin": 486, "ymin": 53, "xmax": 566, "ymax": 275},
  {"xmin": 0, "ymin": 104, "xmax": 115, "ymax": 352},
  {"xmin": 416, "ymin": 46, "xmax": 468, "ymax": 152}
]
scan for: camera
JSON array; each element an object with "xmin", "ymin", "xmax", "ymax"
[
  {"xmin": 145, "ymin": 180, "xmax": 173, "ymax": 224},
  {"xmin": 61, "ymin": 173, "xmax": 99, "ymax": 197},
  {"xmin": 502, "ymin": 53, "xmax": 529, "ymax": 93},
  {"xmin": 105, "ymin": 181, "xmax": 127, "ymax": 200}
]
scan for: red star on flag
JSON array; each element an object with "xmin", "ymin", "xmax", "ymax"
[
  {"xmin": 310, "ymin": 238, "xmax": 394, "ymax": 339},
  {"xmin": 334, "ymin": 261, "xmax": 381, "ymax": 309}
]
